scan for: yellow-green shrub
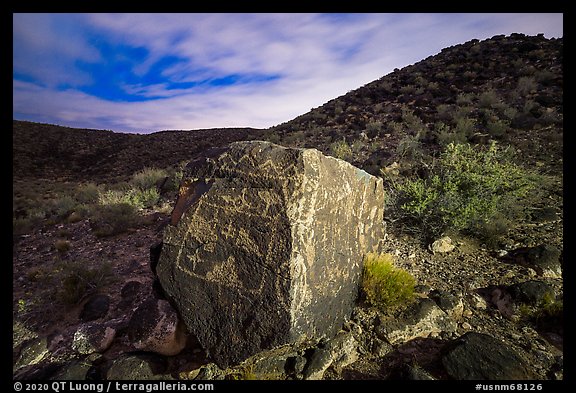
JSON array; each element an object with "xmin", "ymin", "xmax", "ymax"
[{"xmin": 361, "ymin": 253, "xmax": 416, "ymax": 313}]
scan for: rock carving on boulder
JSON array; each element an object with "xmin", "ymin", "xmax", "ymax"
[{"xmin": 156, "ymin": 141, "xmax": 385, "ymax": 367}]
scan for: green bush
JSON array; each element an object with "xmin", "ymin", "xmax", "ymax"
[
  {"xmin": 361, "ymin": 253, "xmax": 416, "ymax": 313},
  {"xmin": 75, "ymin": 183, "xmax": 100, "ymax": 204},
  {"xmin": 516, "ymin": 76, "xmax": 538, "ymax": 95},
  {"xmin": 330, "ymin": 139, "xmax": 353, "ymax": 161},
  {"xmin": 54, "ymin": 239, "xmax": 71, "ymax": 253},
  {"xmin": 130, "ymin": 167, "xmax": 168, "ymax": 190},
  {"xmin": 392, "ymin": 142, "xmax": 536, "ymax": 239},
  {"xmin": 51, "ymin": 195, "xmax": 78, "ymax": 219},
  {"xmin": 435, "ymin": 122, "xmax": 467, "ymax": 147},
  {"xmin": 486, "ymin": 118, "xmax": 510, "ymax": 138},
  {"xmin": 478, "ymin": 90, "xmax": 500, "ymax": 109},
  {"xmin": 58, "ymin": 259, "xmax": 114, "ymax": 305},
  {"xmin": 98, "ymin": 187, "xmax": 159, "ymax": 210},
  {"xmin": 453, "ymin": 117, "xmax": 476, "ymax": 138},
  {"xmin": 90, "ymin": 203, "xmax": 138, "ymax": 237}
]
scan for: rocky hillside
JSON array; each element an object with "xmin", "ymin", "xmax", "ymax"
[
  {"xmin": 13, "ymin": 33, "xmax": 563, "ymax": 382},
  {"xmin": 264, "ymin": 33, "xmax": 562, "ymax": 176},
  {"xmin": 12, "ymin": 121, "xmax": 264, "ymax": 182}
]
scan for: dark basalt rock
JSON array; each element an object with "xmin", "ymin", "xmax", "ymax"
[
  {"xmin": 442, "ymin": 332, "xmax": 535, "ymax": 380},
  {"xmin": 508, "ymin": 280, "xmax": 555, "ymax": 305},
  {"xmin": 79, "ymin": 294, "xmax": 110, "ymax": 322},
  {"xmin": 156, "ymin": 141, "xmax": 385, "ymax": 368}
]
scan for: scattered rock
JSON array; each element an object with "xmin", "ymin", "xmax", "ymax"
[
  {"xmin": 468, "ymin": 292, "xmax": 488, "ymax": 310},
  {"xmin": 371, "ymin": 339, "xmax": 394, "ymax": 358},
  {"xmin": 52, "ymin": 359, "xmax": 95, "ymax": 380},
  {"xmin": 508, "ymin": 280, "xmax": 555, "ymax": 305},
  {"xmin": 106, "ymin": 354, "xmax": 173, "ymax": 380},
  {"xmin": 429, "ymin": 289, "xmax": 464, "ymax": 320},
  {"xmin": 377, "ymin": 298, "xmax": 457, "ymax": 345},
  {"xmin": 127, "ymin": 299, "xmax": 188, "ymax": 356},
  {"xmin": 303, "ymin": 331, "xmax": 358, "ymax": 380},
  {"xmin": 14, "ymin": 363, "xmax": 62, "ymax": 380},
  {"xmin": 118, "ymin": 280, "xmax": 144, "ymax": 310},
  {"xmin": 72, "ymin": 323, "xmax": 116, "ymax": 355},
  {"xmin": 192, "ymin": 363, "xmax": 226, "ymax": 380},
  {"xmin": 488, "ymin": 287, "xmax": 515, "ymax": 319},
  {"xmin": 303, "ymin": 348, "xmax": 332, "ymax": 380},
  {"xmin": 506, "ymin": 244, "xmax": 562, "ymax": 278},
  {"xmin": 393, "ymin": 364, "xmax": 436, "ymax": 380},
  {"xmin": 13, "ymin": 337, "xmax": 50, "ymax": 372},
  {"xmin": 156, "ymin": 141, "xmax": 385, "ymax": 367},
  {"xmin": 530, "ymin": 207, "xmax": 558, "ymax": 223},
  {"xmin": 13, "ymin": 320, "xmax": 38, "ymax": 349},
  {"xmin": 442, "ymin": 332, "xmax": 535, "ymax": 380},
  {"xmin": 242, "ymin": 344, "xmax": 303, "ymax": 379},
  {"xmin": 79, "ymin": 294, "xmax": 110, "ymax": 322},
  {"xmin": 429, "ymin": 236, "xmax": 455, "ymax": 254}
]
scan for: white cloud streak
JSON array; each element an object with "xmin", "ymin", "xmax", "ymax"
[{"xmin": 13, "ymin": 13, "xmax": 563, "ymax": 133}]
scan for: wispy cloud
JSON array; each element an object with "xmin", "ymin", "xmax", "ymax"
[{"xmin": 13, "ymin": 13, "xmax": 563, "ymax": 133}]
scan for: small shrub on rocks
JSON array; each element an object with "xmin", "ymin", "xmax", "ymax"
[{"xmin": 361, "ymin": 253, "xmax": 416, "ymax": 313}]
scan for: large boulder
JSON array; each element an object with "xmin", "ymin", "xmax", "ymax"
[
  {"xmin": 442, "ymin": 332, "xmax": 535, "ymax": 380},
  {"xmin": 156, "ymin": 141, "xmax": 385, "ymax": 367}
]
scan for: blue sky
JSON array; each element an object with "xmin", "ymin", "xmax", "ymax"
[{"xmin": 13, "ymin": 13, "xmax": 563, "ymax": 133}]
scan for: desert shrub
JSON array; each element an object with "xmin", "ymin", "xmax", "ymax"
[
  {"xmin": 436, "ymin": 104, "xmax": 454, "ymax": 122},
  {"xmin": 75, "ymin": 183, "xmax": 100, "ymax": 204},
  {"xmin": 58, "ymin": 259, "xmax": 114, "ymax": 305},
  {"xmin": 435, "ymin": 122, "xmax": 467, "ymax": 147},
  {"xmin": 392, "ymin": 142, "xmax": 536, "ymax": 239},
  {"xmin": 130, "ymin": 167, "xmax": 168, "ymax": 191},
  {"xmin": 397, "ymin": 134, "xmax": 424, "ymax": 161},
  {"xmin": 132, "ymin": 187, "xmax": 160, "ymax": 209},
  {"xmin": 451, "ymin": 106, "xmax": 475, "ymax": 124},
  {"xmin": 401, "ymin": 109, "xmax": 427, "ymax": 136},
  {"xmin": 330, "ymin": 139, "xmax": 353, "ymax": 161},
  {"xmin": 54, "ymin": 239, "xmax": 71, "ymax": 253},
  {"xmin": 365, "ymin": 121, "xmax": 383, "ymax": 138},
  {"xmin": 50, "ymin": 195, "xmax": 78, "ymax": 220},
  {"xmin": 164, "ymin": 162, "xmax": 187, "ymax": 193},
  {"xmin": 13, "ymin": 217, "xmax": 36, "ymax": 236},
  {"xmin": 453, "ymin": 117, "xmax": 476, "ymax": 138},
  {"xmin": 98, "ymin": 187, "xmax": 159, "ymax": 210},
  {"xmin": 502, "ymin": 107, "xmax": 519, "ymax": 121},
  {"xmin": 400, "ymin": 85, "xmax": 417, "ymax": 95},
  {"xmin": 523, "ymin": 100, "xmax": 539, "ymax": 115},
  {"xmin": 517, "ymin": 292, "xmax": 563, "ymax": 333},
  {"xmin": 516, "ymin": 76, "xmax": 538, "ymax": 95},
  {"xmin": 456, "ymin": 93, "xmax": 474, "ymax": 106},
  {"xmin": 534, "ymin": 69, "xmax": 556, "ymax": 85},
  {"xmin": 361, "ymin": 253, "xmax": 416, "ymax": 313},
  {"xmin": 478, "ymin": 90, "xmax": 500, "ymax": 109},
  {"xmin": 98, "ymin": 189, "xmax": 128, "ymax": 206},
  {"xmin": 90, "ymin": 203, "xmax": 138, "ymax": 237},
  {"xmin": 486, "ymin": 118, "xmax": 510, "ymax": 138}
]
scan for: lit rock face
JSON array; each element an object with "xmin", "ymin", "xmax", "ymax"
[{"xmin": 156, "ymin": 141, "xmax": 385, "ymax": 367}]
